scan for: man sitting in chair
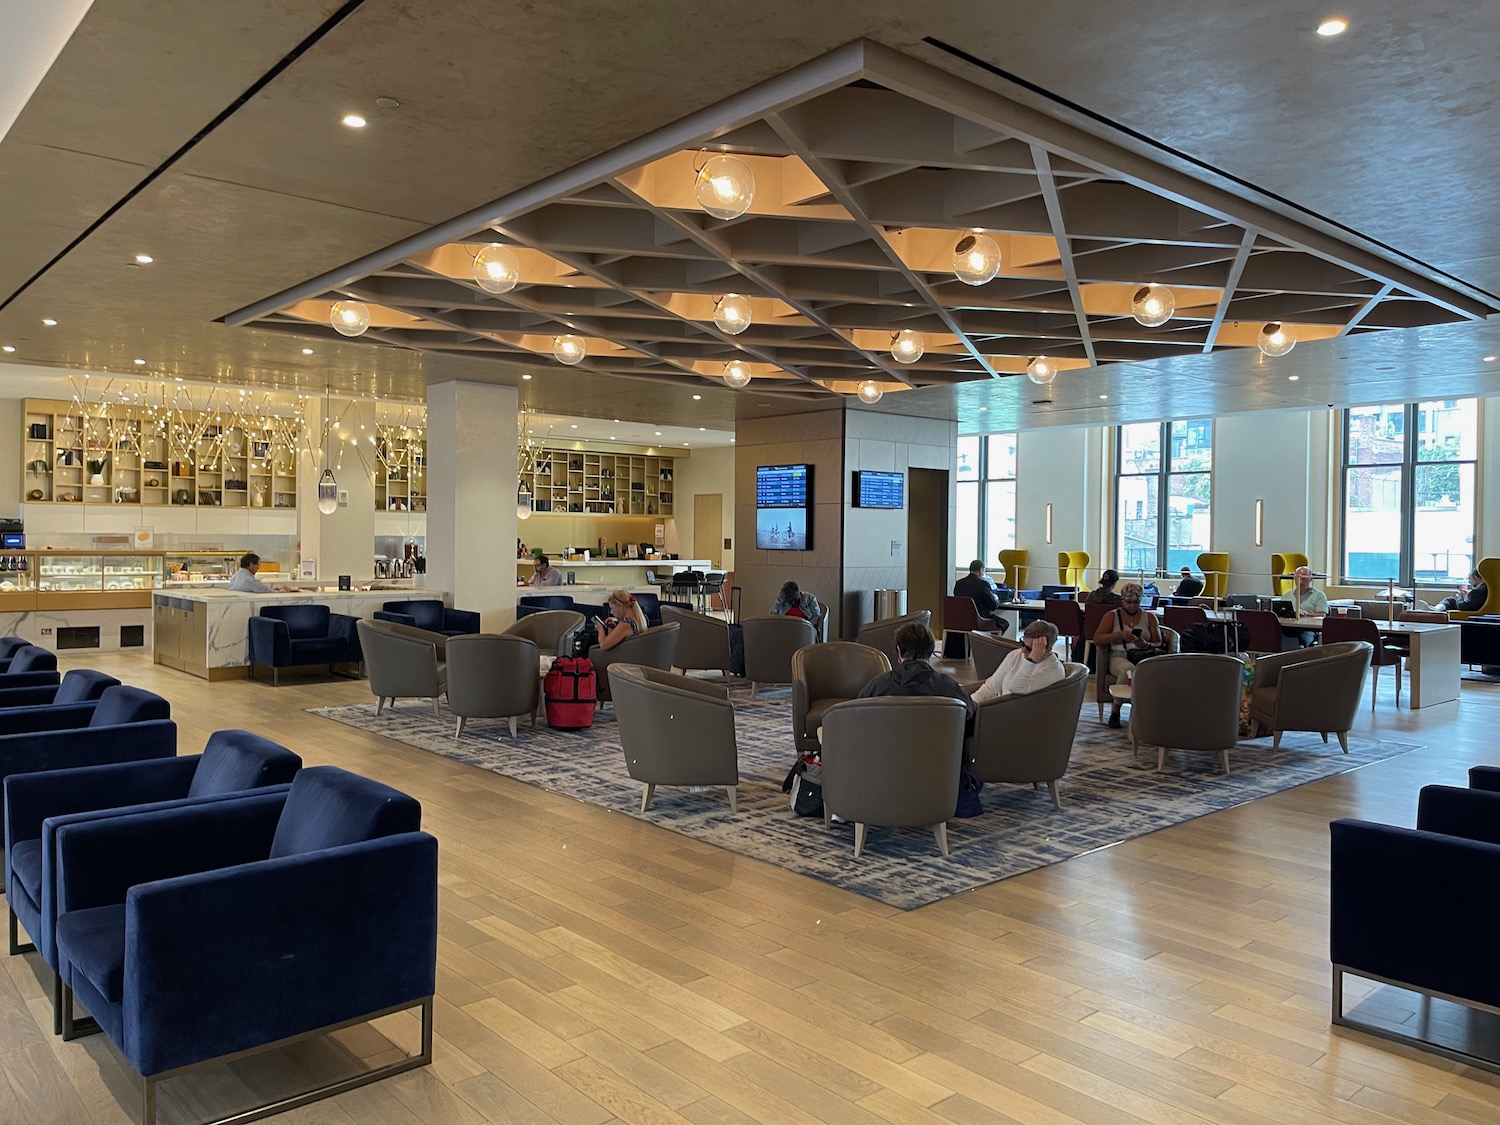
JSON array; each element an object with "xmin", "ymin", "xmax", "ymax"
[
  {"xmin": 953, "ymin": 559, "xmax": 1012, "ymax": 634},
  {"xmin": 858, "ymin": 621, "xmax": 976, "ymax": 733},
  {"xmin": 971, "ymin": 619, "xmax": 1065, "ymax": 705}
]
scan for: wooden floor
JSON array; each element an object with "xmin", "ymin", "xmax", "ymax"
[{"xmin": 6, "ymin": 651, "xmax": 1500, "ymax": 1125}]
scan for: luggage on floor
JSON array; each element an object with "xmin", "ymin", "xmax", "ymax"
[
  {"xmin": 727, "ymin": 585, "xmax": 746, "ymax": 678},
  {"xmin": 544, "ymin": 657, "xmax": 597, "ymax": 728}
]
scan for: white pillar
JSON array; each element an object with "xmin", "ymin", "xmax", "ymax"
[
  {"xmin": 296, "ymin": 396, "xmax": 376, "ymax": 581},
  {"xmin": 426, "ymin": 381, "xmax": 518, "ymax": 628}
]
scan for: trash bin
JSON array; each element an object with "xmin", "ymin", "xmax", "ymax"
[{"xmin": 873, "ymin": 589, "xmax": 907, "ymax": 619}]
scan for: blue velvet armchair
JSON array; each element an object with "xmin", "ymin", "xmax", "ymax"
[
  {"xmin": 0, "ymin": 644, "xmax": 61, "ymax": 687},
  {"xmin": 0, "ymin": 669, "xmax": 119, "ymax": 710},
  {"xmin": 247, "ymin": 604, "xmax": 362, "ymax": 684},
  {"xmin": 517, "ymin": 594, "xmax": 575, "ymax": 618},
  {"xmin": 1330, "ymin": 784, "xmax": 1500, "ymax": 1070},
  {"xmin": 372, "ymin": 598, "xmax": 480, "ymax": 636},
  {"xmin": 52, "ymin": 766, "xmax": 437, "ymax": 1125},
  {"xmin": 0, "ymin": 635, "xmax": 26, "ymax": 659},
  {"xmin": 5, "ymin": 729, "xmax": 301, "ymax": 1033}
]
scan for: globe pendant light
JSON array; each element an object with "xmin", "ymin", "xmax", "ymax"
[
  {"xmin": 317, "ymin": 468, "xmax": 339, "ymax": 514},
  {"xmin": 856, "ymin": 379, "xmax": 884, "ymax": 404},
  {"xmin": 695, "ymin": 154, "xmax": 755, "ymax": 219},
  {"xmin": 474, "ymin": 244, "xmax": 520, "ymax": 294},
  {"xmin": 713, "ymin": 294, "xmax": 752, "ymax": 335},
  {"xmin": 553, "ymin": 334, "xmax": 586, "ymax": 365},
  {"xmin": 891, "ymin": 329, "xmax": 925, "ymax": 363},
  {"xmin": 1130, "ymin": 284, "xmax": 1175, "ymax": 327},
  {"xmin": 1025, "ymin": 357, "xmax": 1056, "ymax": 386},
  {"xmin": 1257, "ymin": 321, "xmax": 1297, "ymax": 357},
  {"xmin": 329, "ymin": 300, "xmax": 370, "ymax": 337},
  {"xmin": 722, "ymin": 359, "xmax": 753, "ymax": 389},
  {"xmin": 517, "ymin": 485, "xmax": 532, "ymax": 521},
  {"xmin": 953, "ymin": 233, "xmax": 1002, "ymax": 286}
]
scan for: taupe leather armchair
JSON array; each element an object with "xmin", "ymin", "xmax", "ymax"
[
  {"xmin": 1127, "ymin": 653, "xmax": 1244, "ymax": 773},
  {"xmin": 1247, "ymin": 640, "xmax": 1372, "ymax": 752},
  {"xmin": 588, "ymin": 622, "xmax": 680, "ymax": 703},
  {"xmin": 608, "ymin": 665, "xmax": 739, "ymax": 812},
  {"xmin": 446, "ymin": 634, "xmax": 541, "ymax": 738},
  {"xmin": 820, "ymin": 696, "xmax": 967, "ymax": 858},
  {"xmin": 856, "ymin": 611, "xmax": 932, "ymax": 668},
  {"xmin": 504, "ymin": 610, "xmax": 585, "ymax": 658},
  {"xmin": 965, "ymin": 662, "xmax": 1089, "ymax": 808},
  {"xmin": 790, "ymin": 642, "xmax": 890, "ymax": 754},
  {"xmin": 969, "ymin": 632, "xmax": 1021, "ymax": 681},
  {"xmin": 1096, "ymin": 624, "xmax": 1179, "ymax": 720},
  {"xmin": 660, "ymin": 605, "xmax": 731, "ymax": 680},
  {"xmin": 363, "ymin": 618, "xmax": 451, "ymax": 660},
  {"xmin": 356, "ymin": 619, "xmax": 446, "ymax": 718},
  {"xmin": 741, "ymin": 615, "xmax": 816, "ymax": 698}
]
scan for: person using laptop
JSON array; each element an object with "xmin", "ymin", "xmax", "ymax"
[
  {"xmin": 528, "ymin": 554, "xmax": 564, "ymax": 586},
  {"xmin": 953, "ymin": 560, "xmax": 1012, "ymax": 633},
  {"xmin": 1172, "ymin": 566, "xmax": 1204, "ymax": 598},
  {"xmin": 1292, "ymin": 565, "xmax": 1328, "ymax": 645}
]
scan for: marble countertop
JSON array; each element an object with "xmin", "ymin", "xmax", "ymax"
[{"xmin": 154, "ymin": 588, "xmax": 437, "ymax": 603}]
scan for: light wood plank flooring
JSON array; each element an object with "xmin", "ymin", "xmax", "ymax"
[{"xmin": 4, "ymin": 651, "xmax": 1500, "ymax": 1124}]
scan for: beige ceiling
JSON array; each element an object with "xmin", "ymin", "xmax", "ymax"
[{"xmin": 1, "ymin": 1, "xmax": 1498, "ymax": 435}]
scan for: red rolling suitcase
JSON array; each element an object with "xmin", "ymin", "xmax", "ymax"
[{"xmin": 544, "ymin": 657, "xmax": 597, "ymax": 728}]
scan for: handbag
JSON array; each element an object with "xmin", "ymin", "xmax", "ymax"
[
  {"xmin": 955, "ymin": 769, "xmax": 984, "ymax": 817},
  {"xmin": 1125, "ymin": 644, "xmax": 1164, "ymax": 665},
  {"xmin": 782, "ymin": 756, "xmax": 823, "ymax": 817}
]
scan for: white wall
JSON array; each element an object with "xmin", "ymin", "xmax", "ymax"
[
  {"xmin": 1013, "ymin": 426, "xmax": 1106, "ymax": 589},
  {"xmin": 669, "ymin": 445, "xmax": 735, "ymax": 572},
  {"xmin": 0, "ymin": 399, "xmax": 20, "ymax": 519}
]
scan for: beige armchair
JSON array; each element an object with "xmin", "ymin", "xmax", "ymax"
[
  {"xmin": 608, "ymin": 665, "xmax": 739, "ymax": 813},
  {"xmin": 790, "ymin": 642, "xmax": 890, "ymax": 754},
  {"xmin": 446, "ymin": 634, "xmax": 541, "ymax": 739},
  {"xmin": 1096, "ymin": 625, "xmax": 1179, "ymax": 720},
  {"xmin": 855, "ymin": 611, "xmax": 932, "ymax": 668},
  {"xmin": 504, "ymin": 610, "xmax": 585, "ymax": 658},
  {"xmin": 588, "ymin": 622, "xmax": 680, "ymax": 704},
  {"xmin": 820, "ymin": 697, "xmax": 968, "ymax": 858},
  {"xmin": 741, "ymin": 615, "xmax": 816, "ymax": 698},
  {"xmin": 1247, "ymin": 640, "xmax": 1373, "ymax": 752},
  {"xmin": 356, "ymin": 619, "xmax": 446, "ymax": 718},
  {"xmin": 660, "ymin": 605, "xmax": 731, "ymax": 680},
  {"xmin": 1127, "ymin": 653, "xmax": 1244, "ymax": 773},
  {"xmin": 362, "ymin": 617, "xmax": 450, "ymax": 660},
  {"xmin": 965, "ymin": 662, "xmax": 1088, "ymax": 808},
  {"xmin": 969, "ymin": 632, "xmax": 1021, "ymax": 682}
]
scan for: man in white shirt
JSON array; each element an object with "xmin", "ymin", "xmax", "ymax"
[
  {"xmin": 971, "ymin": 619, "xmax": 1065, "ymax": 704},
  {"xmin": 1292, "ymin": 565, "xmax": 1329, "ymax": 645},
  {"xmin": 227, "ymin": 552, "xmax": 273, "ymax": 593}
]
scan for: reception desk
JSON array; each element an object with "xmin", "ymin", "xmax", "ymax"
[{"xmin": 152, "ymin": 588, "xmax": 442, "ymax": 680}]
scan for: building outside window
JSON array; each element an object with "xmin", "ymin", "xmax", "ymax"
[
  {"xmin": 1115, "ymin": 419, "xmax": 1212, "ymax": 576},
  {"xmin": 956, "ymin": 432, "xmax": 1017, "ymax": 573}
]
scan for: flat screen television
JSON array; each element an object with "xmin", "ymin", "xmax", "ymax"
[
  {"xmin": 755, "ymin": 464, "xmax": 812, "ymax": 551},
  {"xmin": 852, "ymin": 470, "xmax": 903, "ymax": 509},
  {"xmin": 0, "ymin": 533, "xmax": 22, "ymax": 549}
]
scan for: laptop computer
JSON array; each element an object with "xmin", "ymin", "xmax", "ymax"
[
  {"xmin": 1271, "ymin": 598, "xmax": 1298, "ymax": 619},
  {"xmin": 1225, "ymin": 594, "xmax": 1264, "ymax": 612}
]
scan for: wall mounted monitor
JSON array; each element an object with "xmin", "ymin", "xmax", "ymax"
[
  {"xmin": 852, "ymin": 470, "xmax": 904, "ymax": 509},
  {"xmin": 755, "ymin": 464, "xmax": 813, "ymax": 550},
  {"xmin": 1, "ymin": 533, "xmax": 23, "ymax": 549}
]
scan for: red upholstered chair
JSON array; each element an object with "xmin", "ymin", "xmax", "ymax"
[
  {"xmin": 1237, "ymin": 609, "xmax": 1292, "ymax": 654},
  {"xmin": 1321, "ymin": 616, "xmax": 1401, "ymax": 708},
  {"xmin": 1163, "ymin": 605, "xmax": 1207, "ymax": 634},
  {"xmin": 1082, "ymin": 601, "xmax": 1117, "ymax": 671},
  {"xmin": 1044, "ymin": 598, "xmax": 1086, "ymax": 663},
  {"xmin": 942, "ymin": 596, "xmax": 985, "ymax": 658}
]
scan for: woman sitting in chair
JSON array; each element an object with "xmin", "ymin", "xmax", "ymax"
[
  {"xmin": 597, "ymin": 588, "xmax": 648, "ymax": 651},
  {"xmin": 1095, "ymin": 580, "xmax": 1163, "ymax": 729}
]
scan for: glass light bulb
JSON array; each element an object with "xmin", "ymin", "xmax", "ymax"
[
  {"xmin": 553, "ymin": 334, "xmax": 587, "ymax": 365},
  {"xmin": 1026, "ymin": 357, "xmax": 1057, "ymax": 386},
  {"xmin": 722, "ymin": 360, "xmax": 753, "ymax": 389},
  {"xmin": 329, "ymin": 301, "xmax": 370, "ymax": 337},
  {"xmin": 856, "ymin": 379, "xmax": 884, "ymax": 404},
  {"xmin": 713, "ymin": 294, "xmax": 752, "ymax": 335},
  {"xmin": 474, "ymin": 244, "xmax": 520, "ymax": 294},
  {"xmin": 317, "ymin": 468, "xmax": 338, "ymax": 514},
  {"xmin": 1258, "ymin": 321, "xmax": 1297, "ymax": 357},
  {"xmin": 694, "ymin": 154, "xmax": 755, "ymax": 219},
  {"xmin": 517, "ymin": 487, "xmax": 532, "ymax": 520},
  {"xmin": 1131, "ymin": 284, "xmax": 1175, "ymax": 327},
  {"xmin": 891, "ymin": 329, "xmax": 925, "ymax": 363},
  {"xmin": 953, "ymin": 233, "xmax": 1002, "ymax": 286}
]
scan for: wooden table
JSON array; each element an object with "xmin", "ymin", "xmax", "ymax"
[{"xmin": 1280, "ymin": 617, "xmax": 1460, "ymax": 708}]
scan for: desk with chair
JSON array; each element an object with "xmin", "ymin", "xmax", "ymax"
[{"xmin": 1279, "ymin": 617, "xmax": 1460, "ymax": 708}]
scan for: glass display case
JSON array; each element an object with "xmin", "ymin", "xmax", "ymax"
[
  {"xmin": 37, "ymin": 554, "xmax": 163, "ymax": 593},
  {"xmin": 0, "ymin": 552, "xmax": 36, "ymax": 593}
]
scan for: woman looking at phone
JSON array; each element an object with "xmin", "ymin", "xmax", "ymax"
[
  {"xmin": 597, "ymin": 588, "xmax": 647, "ymax": 650},
  {"xmin": 1094, "ymin": 580, "xmax": 1162, "ymax": 728}
]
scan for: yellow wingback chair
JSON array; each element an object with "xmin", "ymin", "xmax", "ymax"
[
  {"xmin": 1449, "ymin": 556, "xmax": 1500, "ymax": 619},
  {"xmin": 1271, "ymin": 551, "xmax": 1309, "ymax": 596},
  {"xmin": 1196, "ymin": 552, "xmax": 1230, "ymax": 599},
  {"xmin": 1057, "ymin": 551, "xmax": 1090, "ymax": 591},
  {"xmin": 997, "ymin": 549, "xmax": 1028, "ymax": 590}
]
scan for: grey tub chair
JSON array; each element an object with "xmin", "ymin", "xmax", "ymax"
[
  {"xmin": 969, "ymin": 631, "xmax": 1022, "ymax": 682},
  {"xmin": 820, "ymin": 696, "xmax": 968, "ymax": 858},
  {"xmin": 790, "ymin": 641, "xmax": 889, "ymax": 754},
  {"xmin": 1097, "ymin": 624, "xmax": 1179, "ymax": 720},
  {"xmin": 446, "ymin": 634, "xmax": 541, "ymax": 738},
  {"xmin": 357, "ymin": 619, "xmax": 446, "ymax": 717},
  {"xmin": 503, "ymin": 609, "xmax": 586, "ymax": 658},
  {"xmin": 1128, "ymin": 653, "xmax": 1245, "ymax": 773},
  {"xmin": 1247, "ymin": 640, "xmax": 1373, "ymax": 752},
  {"xmin": 965, "ymin": 662, "xmax": 1089, "ymax": 808},
  {"xmin": 660, "ymin": 605, "xmax": 732, "ymax": 679},
  {"xmin": 588, "ymin": 622, "xmax": 680, "ymax": 704},
  {"xmin": 856, "ymin": 611, "xmax": 932, "ymax": 668},
  {"xmin": 609, "ymin": 665, "xmax": 739, "ymax": 812},
  {"xmin": 741, "ymin": 615, "xmax": 817, "ymax": 698}
]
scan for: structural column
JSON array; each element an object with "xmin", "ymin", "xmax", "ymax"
[
  {"xmin": 426, "ymin": 380, "xmax": 518, "ymax": 628},
  {"xmin": 296, "ymin": 395, "xmax": 376, "ymax": 582}
]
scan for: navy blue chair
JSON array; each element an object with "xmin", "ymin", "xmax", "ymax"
[
  {"xmin": 5, "ymin": 730, "xmax": 301, "ymax": 1033},
  {"xmin": 372, "ymin": 598, "xmax": 480, "ymax": 636},
  {"xmin": 247, "ymin": 604, "xmax": 362, "ymax": 685},
  {"xmin": 517, "ymin": 594, "xmax": 575, "ymax": 618},
  {"xmin": 0, "ymin": 669, "xmax": 119, "ymax": 711},
  {"xmin": 0, "ymin": 635, "xmax": 28, "ymax": 660},
  {"xmin": 0, "ymin": 645, "xmax": 61, "ymax": 687},
  {"xmin": 53, "ymin": 766, "xmax": 436, "ymax": 1125}
]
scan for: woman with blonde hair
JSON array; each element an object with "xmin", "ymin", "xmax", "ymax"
[{"xmin": 597, "ymin": 588, "xmax": 647, "ymax": 650}]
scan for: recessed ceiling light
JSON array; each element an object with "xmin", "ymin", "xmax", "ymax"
[
  {"xmin": 610, "ymin": 435, "xmax": 616, "ymax": 440},
  {"xmin": 41, "ymin": 318, "xmax": 56, "ymax": 326},
  {"xmin": 134, "ymin": 358, "xmax": 146, "ymax": 365},
  {"xmin": 1099, "ymin": 394, "xmax": 1108, "ymax": 400},
  {"xmin": 134, "ymin": 254, "xmax": 154, "ymax": 264},
  {"xmin": 341, "ymin": 113, "xmax": 367, "ymax": 128},
  {"xmin": 1316, "ymin": 17, "xmax": 1348, "ymax": 36},
  {"xmin": 301, "ymin": 347, "xmax": 314, "ymax": 355},
  {"xmin": 521, "ymin": 373, "xmax": 532, "ymax": 380},
  {"xmin": 654, "ymin": 430, "xmax": 662, "ymax": 436},
  {"xmin": 978, "ymin": 406, "xmax": 987, "ymax": 412},
  {"xmin": 613, "ymin": 418, "xmax": 620, "ymax": 423},
  {"xmin": 699, "ymin": 427, "xmax": 706, "ymax": 431},
  {"xmin": 174, "ymin": 377, "xmax": 184, "ymax": 382},
  {"xmin": 570, "ymin": 423, "xmax": 577, "ymax": 428},
  {"xmin": 1, "ymin": 346, "xmax": 13, "ymax": 353},
  {"xmin": 1485, "ymin": 355, "xmax": 1497, "ymax": 363},
  {"xmin": 692, "ymin": 394, "xmax": 701, "ymax": 401},
  {"xmin": 1288, "ymin": 374, "xmax": 1300, "ymax": 381},
  {"xmin": 683, "ymin": 442, "xmax": 690, "ymax": 447}
]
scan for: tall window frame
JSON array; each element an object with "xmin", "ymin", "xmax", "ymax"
[
  {"xmin": 1340, "ymin": 399, "xmax": 1477, "ymax": 587},
  {"xmin": 956, "ymin": 432, "xmax": 1017, "ymax": 573},
  {"xmin": 1114, "ymin": 419, "xmax": 1213, "ymax": 576}
]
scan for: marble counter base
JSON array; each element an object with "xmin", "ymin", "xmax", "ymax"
[{"xmin": 0, "ymin": 608, "xmax": 151, "ymax": 653}]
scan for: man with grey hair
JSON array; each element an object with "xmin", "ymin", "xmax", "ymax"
[{"xmin": 971, "ymin": 619, "xmax": 1065, "ymax": 704}]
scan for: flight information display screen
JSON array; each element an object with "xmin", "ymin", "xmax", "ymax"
[
  {"xmin": 853, "ymin": 470, "xmax": 903, "ymax": 509},
  {"xmin": 755, "ymin": 465, "xmax": 812, "ymax": 550}
]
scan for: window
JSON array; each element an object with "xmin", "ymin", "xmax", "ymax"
[
  {"xmin": 1342, "ymin": 399, "xmax": 1476, "ymax": 585},
  {"xmin": 1115, "ymin": 419, "xmax": 1212, "ymax": 575},
  {"xmin": 955, "ymin": 432, "xmax": 1017, "ymax": 574}
]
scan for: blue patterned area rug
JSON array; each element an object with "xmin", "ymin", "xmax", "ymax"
[{"xmin": 310, "ymin": 688, "xmax": 1419, "ymax": 910}]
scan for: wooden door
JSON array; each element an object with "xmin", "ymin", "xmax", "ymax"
[{"xmin": 694, "ymin": 493, "xmax": 723, "ymax": 568}]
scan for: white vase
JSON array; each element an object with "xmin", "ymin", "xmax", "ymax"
[{"xmin": 90, "ymin": 472, "xmax": 104, "ymax": 485}]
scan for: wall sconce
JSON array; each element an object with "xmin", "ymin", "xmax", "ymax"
[
  {"xmin": 1254, "ymin": 498, "xmax": 1264, "ymax": 547},
  {"xmin": 1045, "ymin": 502, "xmax": 1054, "ymax": 544}
]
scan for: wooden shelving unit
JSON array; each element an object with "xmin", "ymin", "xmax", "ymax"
[
  {"xmin": 524, "ymin": 447, "xmax": 674, "ymax": 516},
  {"xmin": 374, "ymin": 437, "xmax": 427, "ymax": 513}
]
